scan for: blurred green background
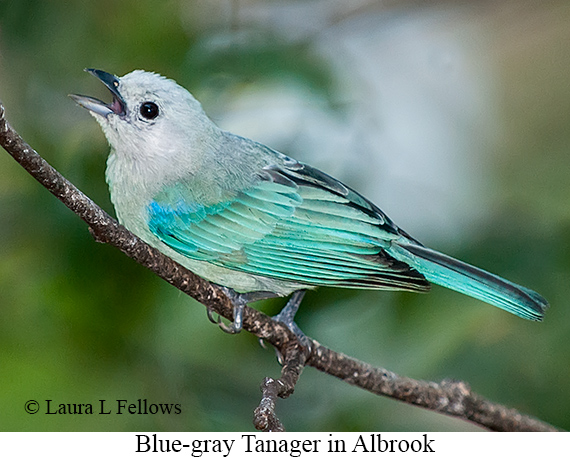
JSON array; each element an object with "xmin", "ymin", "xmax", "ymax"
[{"xmin": 1, "ymin": 0, "xmax": 569, "ymax": 432}]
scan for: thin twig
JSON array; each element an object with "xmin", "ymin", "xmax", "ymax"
[
  {"xmin": 308, "ymin": 342, "xmax": 557, "ymax": 432},
  {"xmin": 254, "ymin": 339, "xmax": 309, "ymax": 431},
  {"xmin": 254, "ymin": 377, "xmax": 285, "ymax": 432},
  {"xmin": 0, "ymin": 102, "xmax": 559, "ymax": 432}
]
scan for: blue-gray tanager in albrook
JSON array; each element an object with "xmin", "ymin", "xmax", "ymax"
[{"xmin": 70, "ymin": 69, "xmax": 548, "ymax": 338}]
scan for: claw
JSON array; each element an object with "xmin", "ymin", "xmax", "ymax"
[
  {"xmin": 207, "ymin": 308, "xmax": 221, "ymax": 325},
  {"xmin": 217, "ymin": 320, "xmax": 240, "ymax": 334},
  {"xmin": 206, "ymin": 293, "xmax": 245, "ymax": 334}
]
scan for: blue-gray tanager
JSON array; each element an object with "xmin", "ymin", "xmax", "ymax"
[{"xmin": 70, "ymin": 69, "xmax": 548, "ymax": 336}]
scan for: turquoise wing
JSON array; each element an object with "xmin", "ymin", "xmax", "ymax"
[
  {"xmin": 147, "ymin": 160, "xmax": 547, "ymax": 320},
  {"xmin": 147, "ymin": 163, "xmax": 430, "ymax": 291}
]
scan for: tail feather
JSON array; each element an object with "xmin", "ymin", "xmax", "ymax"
[{"xmin": 388, "ymin": 242, "xmax": 549, "ymax": 321}]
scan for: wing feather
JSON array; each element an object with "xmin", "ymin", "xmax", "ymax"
[{"xmin": 147, "ymin": 163, "xmax": 429, "ymax": 292}]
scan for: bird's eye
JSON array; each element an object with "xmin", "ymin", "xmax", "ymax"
[{"xmin": 140, "ymin": 101, "xmax": 159, "ymax": 120}]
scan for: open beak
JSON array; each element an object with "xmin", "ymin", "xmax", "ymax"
[{"xmin": 69, "ymin": 69, "xmax": 127, "ymax": 118}]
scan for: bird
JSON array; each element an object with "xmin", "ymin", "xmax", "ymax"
[{"xmin": 70, "ymin": 68, "xmax": 548, "ymax": 340}]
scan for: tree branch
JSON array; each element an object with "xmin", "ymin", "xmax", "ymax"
[
  {"xmin": 0, "ymin": 102, "xmax": 559, "ymax": 432},
  {"xmin": 254, "ymin": 339, "xmax": 309, "ymax": 432}
]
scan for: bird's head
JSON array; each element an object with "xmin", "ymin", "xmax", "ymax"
[{"xmin": 70, "ymin": 69, "xmax": 214, "ymax": 162}]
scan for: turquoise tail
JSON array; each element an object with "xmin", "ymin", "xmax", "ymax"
[{"xmin": 388, "ymin": 242, "xmax": 548, "ymax": 321}]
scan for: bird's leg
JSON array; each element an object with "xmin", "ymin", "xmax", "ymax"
[
  {"xmin": 207, "ymin": 288, "xmax": 278, "ymax": 334},
  {"xmin": 273, "ymin": 290, "xmax": 311, "ymax": 349},
  {"xmin": 207, "ymin": 288, "xmax": 312, "ymax": 351}
]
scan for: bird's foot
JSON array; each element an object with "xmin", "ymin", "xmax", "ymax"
[
  {"xmin": 272, "ymin": 290, "xmax": 312, "ymax": 352},
  {"xmin": 207, "ymin": 301, "xmax": 244, "ymax": 334},
  {"xmin": 207, "ymin": 288, "xmax": 278, "ymax": 334}
]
